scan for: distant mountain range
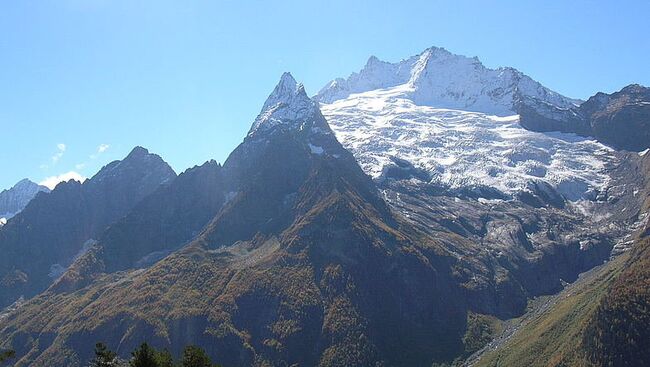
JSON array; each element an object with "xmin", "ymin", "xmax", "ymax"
[
  {"xmin": 0, "ymin": 179, "xmax": 49, "ymax": 222},
  {"xmin": 0, "ymin": 47, "xmax": 648, "ymax": 367},
  {"xmin": 0, "ymin": 147, "xmax": 175, "ymax": 308}
]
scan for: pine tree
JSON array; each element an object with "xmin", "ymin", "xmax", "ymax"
[
  {"xmin": 0, "ymin": 350, "xmax": 15, "ymax": 364},
  {"xmin": 129, "ymin": 342, "xmax": 158, "ymax": 367},
  {"xmin": 181, "ymin": 346, "xmax": 213, "ymax": 367},
  {"xmin": 154, "ymin": 349, "xmax": 175, "ymax": 367},
  {"xmin": 90, "ymin": 343, "xmax": 118, "ymax": 367}
]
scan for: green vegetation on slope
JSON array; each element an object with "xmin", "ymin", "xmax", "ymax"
[
  {"xmin": 476, "ymin": 154, "xmax": 650, "ymax": 367},
  {"xmin": 0, "ymin": 349, "xmax": 15, "ymax": 365},
  {"xmin": 583, "ymin": 233, "xmax": 650, "ymax": 366},
  {"xmin": 462, "ymin": 313, "xmax": 503, "ymax": 358},
  {"xmin": 475, "ymin": 255, "xmax": 627, "ymax": 367},
  {"xmin": 90, "ymin": 342, "xmax": 220, "ymax": 367}
]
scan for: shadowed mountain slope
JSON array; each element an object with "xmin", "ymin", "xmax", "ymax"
[{"xmin": 0, "ymin": 147, "xmax": 176, "ymax": 308}]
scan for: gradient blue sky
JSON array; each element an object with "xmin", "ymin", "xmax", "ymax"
[{"xmin": 1, "ymin": 0, "xmax": 649, "ymax": 189}]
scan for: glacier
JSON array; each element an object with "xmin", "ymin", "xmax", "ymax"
[{"xmin": 320, "ymin": 84, "xmax": 615, "ymax": 201}]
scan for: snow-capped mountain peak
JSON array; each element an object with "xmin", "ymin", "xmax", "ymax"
[
  {"xmin": 317, "ymin": 47, "xmax": 618, "ymax": 202},
  {"xmin": 248, "ymin": 72, "xmax": 320, "ymax": 136},
  {"xmin": 316, "ymin": 46, "xmax": 580, "ymax": 116},
  {"xmin": 0, "ymin": 178, "xmax": 50, "ymax": 221},
  {"xmin": 261, "ymin": 72, "xmax": 300, "ymax": 111}
]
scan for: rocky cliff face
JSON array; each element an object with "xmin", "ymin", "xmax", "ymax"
[
  {"xmin": 518, "ymin": 84, "xmax": 650, "ymax": 151},
  {"xmin": 0, "ymin": 147, "xmax": 176, "ymax": 308},
  {"xmin": 473, "ymin": 152, "xmax": 650, "ymax": 367}
]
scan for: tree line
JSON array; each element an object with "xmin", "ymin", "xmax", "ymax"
[
  {"xmin": 0, "ymin": 342, "xmax": 221, "ymax": 367},
  {"xmin": 0, "ymin": 350, "xmax": 15, "ymax": 365},
  {"xmin": 92, "ymin": 342, "xmax": 222, "ymax": 367}
]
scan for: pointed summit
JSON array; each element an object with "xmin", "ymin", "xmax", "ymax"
[
  {"xmin": 125, "ymin": 146, "xmax": 150, "ymax": 159},
  {"xmin": 248, "ymin": 72, "xmax": 318, "ymax": 136},
  {"xmin": 260, "ymin": 72, "xmax": 299, "ymax": 111},
  {"xmin": 14, "ymin": 178, "xmax": 35, "ymax": 187},
  {"xmin": 365, "ymin": 55, "xmax": 381, "ymax": 67},
  {"xmin": 91, "ymin": 146, "xmax": 175, "ymax": 186},
  {"xmin": 0, "ymin": 178, "xmax": 49, "ymax": 220}
]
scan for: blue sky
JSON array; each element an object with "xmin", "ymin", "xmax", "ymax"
[{"xmin": 1, "ymin": 0, "xmax": 649, "ymax": 189}]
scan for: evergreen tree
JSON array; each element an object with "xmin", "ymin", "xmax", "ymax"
[
  {"xmin": 130, "ymin": 343, "xmax": 158, "ymax": 367},
  {"xmin": 154, "ymin": 349, "xmax": 175, "ymax": 367},
  {"xmin": 181, "ymin": 346, "xmax": 213, "ymax": 367},
  {"xmin": 0, "ymin": 350, "xmax": 15, "ymax": 365},
  {"xmin": 90, "ymin": 342, "xmax": 118, "ymax": 367}
]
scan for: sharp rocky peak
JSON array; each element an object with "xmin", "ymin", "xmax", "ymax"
[
  {"xmin": 90, "ymin": 146, "xmax": 176, "ymax": 185},
  {"xmin": 14, "ymin": 178, "xmax": 36, "ymax": 187},
  {"xmin": 4, "ymin": 178, "xmax": 46, "ymax": 193},
  {"xmin": 125, "ymin": 146, "xmax": 150, "ymax": 160},
  {"xmin": 248, "ymin": 72, "xmax": 319, "ymax": 136}
]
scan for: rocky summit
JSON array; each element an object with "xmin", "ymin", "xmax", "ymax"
[
  {"xmin": 0, "ymin": 147, "xmax": 175, "ymax": 309},
  {"xmin": 518, "ymin": 83, "xmax": 650, "ymax": 151}
]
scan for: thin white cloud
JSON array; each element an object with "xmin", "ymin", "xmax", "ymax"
[
  {"xmin": 90, "ymin": 143, "xmax": 110, "ymax": 159},
  {"xmin": 39, "ymin": 171, "xmax": 86, "ymax": 190},
  {"xmin": 51, "ymin": 143, "xmax": 66, "ymax": 164},
  {"xmin": 75, "ymin": 163, "xmax": 86, "ymax": 170}
]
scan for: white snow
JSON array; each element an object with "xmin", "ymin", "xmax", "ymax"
[
  {"xmin": 639, "ymin": 148, "xmax": 649, "ymax": 157},
  {"xmin": 316, "ymin": 46, "xmax": 580, "ymax": 116},
  {"xmin": 48, "ymin": 239, "xmax": 97, "ymax": 279},
  {"xmin": 320, "ymin": 87, "xmax": 615, "ymax": 200},
  {"xmin": 135, "ymin": 249, "xmax": 172, "ymax": 268},
  {"xmin": 48, "ymin": 264, "xmax": 66, "ymax": 279},
  {"xmin": 0, "ymin": 179, "xmax": 50, "ymax": 219},
  {"xmin": 248, "ymin": 72, "xmax": 319, "ymax": 136},
  {"xmin": 309, "ymin": 143, "xmax": 325, "ymax": 155}
]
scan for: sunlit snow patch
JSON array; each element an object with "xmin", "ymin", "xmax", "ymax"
[{"xmin": 309, "ymin": 143, "xmax": 325, "ymax": 155}]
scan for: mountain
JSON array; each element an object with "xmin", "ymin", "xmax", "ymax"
[
  {"xmin": 315, "ymin": 46, "xmax": 580, "ymax": 116},
  {"xmin": 474, "ymin": 152, "xmax": 650, "ymax": 367},
  {"xmin": 0, "ymin": 179, "xmax": 49, "ymax": 221},
  {"xmin": 584, "ymin": 227, "xmax": 650, "ymax": 366},
  {"xmin": 315, "ymin": 47, "xmax": 630, "ymax": 202},
  {"xmin": 518, "ymin": 83, "xmax": 650, "ymax": 151},
  {"xmin": 2, "ymin": 72, "xmax": 646, "ymax": 367},
  {"xmin": 0, "ymin": 52, "xmax": 647, "ymax": 365},
  {"xmin": 0, "ymin": 73, "xmax": 511, "ymax": 366},
  {"xmin": 0, "ymin": 147, "xmax": 176, "ymax": 308},
  {"xmin": 314, "ymin": 48, "xmax": 650, "ymax": 365},
  {"xmin": 52, "ymin": 159, "xmax": 228, "ymax": 293},
  {"xmin": 316, "ymin": 47, "xmax": 646, "ymax": 286}
]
